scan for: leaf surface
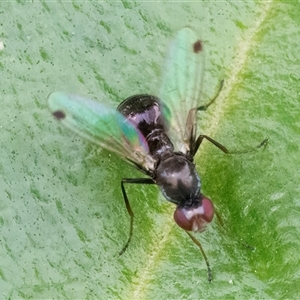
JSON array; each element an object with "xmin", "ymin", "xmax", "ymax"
[{"xmin": 0, "ymin": 1, "xmax": 299, "ymax": 299}]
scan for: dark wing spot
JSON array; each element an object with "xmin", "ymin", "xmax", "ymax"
[
  {"xmin": 193, "ymin": 40, "xmax": 202, "ymax": 53},
  {"xmin": 53, "ymin": 110, "xmax": 66, "ymax": 120}
]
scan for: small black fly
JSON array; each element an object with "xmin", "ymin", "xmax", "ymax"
[{"xmin": 48, "ymin": 28, "xmax": 267, "ymax": 281}]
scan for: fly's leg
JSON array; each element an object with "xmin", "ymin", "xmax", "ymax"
[
  {"xmin": 185, "ymin": 231, "xmax": 213, "ymax": 282},
  {"xmin": 192, "ymin": 134, "xmax": 268, "ymax": 157},
  {"xmin": 215, "ymin": 210, "xmax": 255, "ymax": 251},
  {"xmin": 119, "ymin": 178, "xmax": 155, "ymax": 255},
  {"xmin": 197, "ymin": 80, "xmax": 224, "ymax": 111},
  {"xmin": 193, "ymin": 79, "xmax": 268, "ymax": 155}
]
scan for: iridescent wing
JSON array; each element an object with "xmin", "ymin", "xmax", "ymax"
[
  {"xmin": 159, "ymin": 28, "xmax": 205, "ymax": 154},
  {"xmin": 48, "ymin": 92, "xmax": 155, "ymax": 172}
]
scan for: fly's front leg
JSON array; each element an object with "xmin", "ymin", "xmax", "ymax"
[
  {"xmin": 192, "ymin": 134, "xmax": 268, "ymax": 157},
  {"xmin": 185, "ymin": 231, "xmax": 213, "ymax": 282},
  {"xmin": 119, "ymin": 177, "xmax": 155, "ymax": 255},
  {"xmin": 215, "ymin": 210, "xmax": 255, "ymax": 251}
]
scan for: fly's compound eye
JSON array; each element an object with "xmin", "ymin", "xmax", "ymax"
[{"xmin": 173, "ymin": 196, "xmax": 214, "ymax": 232}]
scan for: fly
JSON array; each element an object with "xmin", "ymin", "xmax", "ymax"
[{"xmin": 48, "ymin": 28, "xmax": 267, "ymax": 282}]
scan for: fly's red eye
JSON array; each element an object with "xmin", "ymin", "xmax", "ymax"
[{"xmin": 173, "ymin": 196, "xmax": 214, "ymax": 232}]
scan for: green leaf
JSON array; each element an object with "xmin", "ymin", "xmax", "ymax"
[{"xmin": 1, "ymin": 1, "xmax": 299, "ymax": 299}]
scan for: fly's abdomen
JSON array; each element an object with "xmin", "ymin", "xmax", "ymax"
[
  {"xmin": 117, "ymin": 94, "xmax": 168, "ymax": 137},
  {"xmin": 118, "ymin": 94, "xmax": 173, "ymax": 157}
]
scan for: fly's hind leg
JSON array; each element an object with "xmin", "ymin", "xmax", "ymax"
[
  {"xmin": 192, "ymin": 134, "xmax": 268, "ymax": 157},
  {"xmin": 194, "ymin": 80, "xmax": 268, "ymax": 155},
  {"xmin": 197, "ymin": 80, "xmax": 224, "ymax": 111}
]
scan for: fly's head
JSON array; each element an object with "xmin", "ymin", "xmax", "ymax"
[{"xmin": 173, "ymin": 194, "xmax": 214, "ymax": 232}]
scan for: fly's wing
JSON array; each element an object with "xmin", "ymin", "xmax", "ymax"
[
  {"xmin": 48, "ymin": 92, "xmax": 155, "ymax": 171},
  {"xmin": 159, "ymin": 28, "xmax": 204, "ymax": 154}
]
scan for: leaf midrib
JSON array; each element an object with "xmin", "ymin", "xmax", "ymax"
[{"xmin": 127, "ymin": 2, "xmax": 273, "ymax": 299}]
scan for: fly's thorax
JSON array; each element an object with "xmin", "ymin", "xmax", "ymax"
[{"xmin": 155, "ymin": 154, "xmax": 201, "ymax": 206}]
